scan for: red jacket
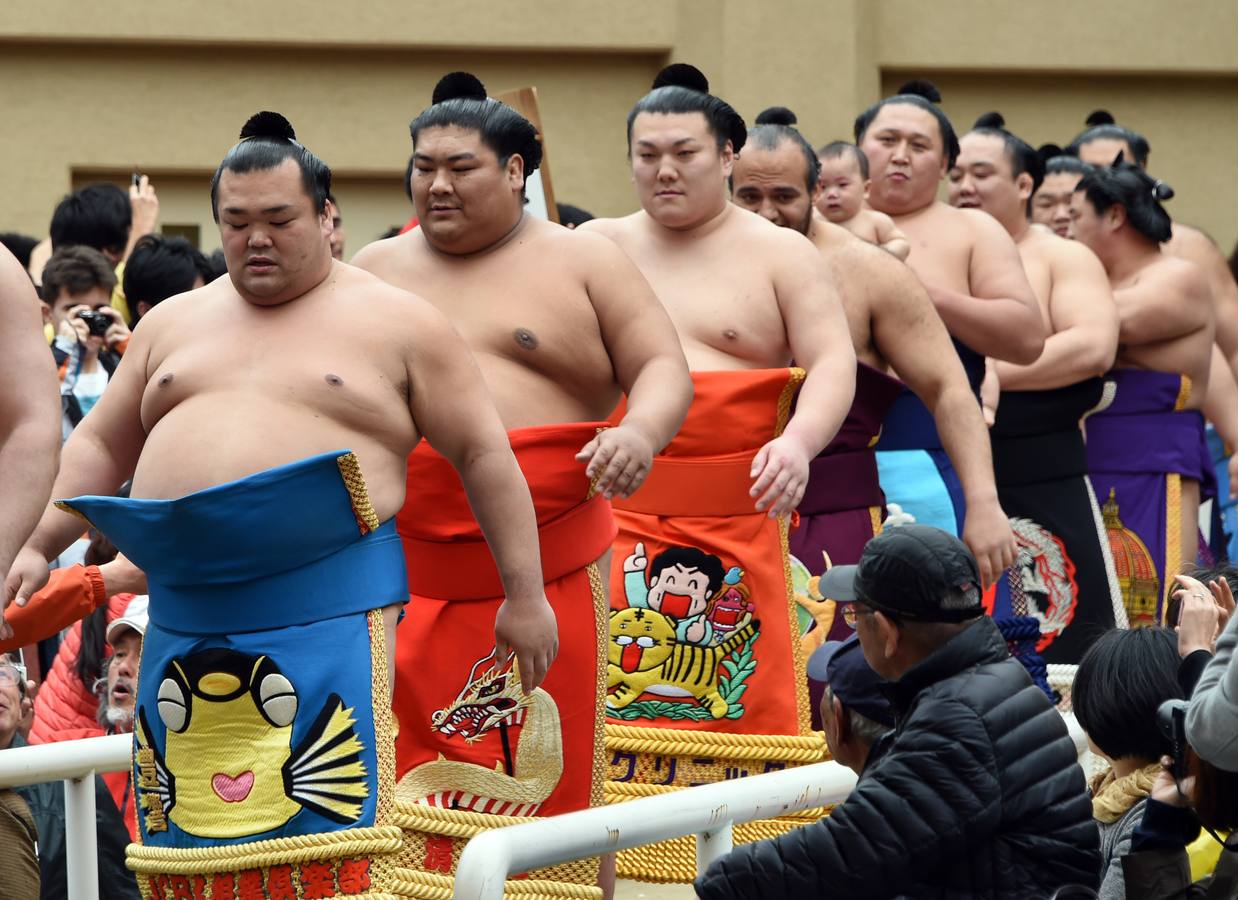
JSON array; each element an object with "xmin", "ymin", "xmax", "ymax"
[{"xmin": 0, "ymin": 564, "xmax": 109, "ymax": 654}]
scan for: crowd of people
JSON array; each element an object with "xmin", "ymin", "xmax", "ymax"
[{"xmin": 0, "ymin": 61, "xmax": 1236, "ymax": 899}]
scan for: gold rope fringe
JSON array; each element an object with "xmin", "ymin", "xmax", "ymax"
[
  {"xmin": 587, "ymin": 560, "xmax": 609, "ymax": 810},
  {"xmin": 604, "ymin": 723, "xmax": 826, "ymax": 762},
  {"xmin": 614, "ymin": 813, "xmax": 820, "ymax": 884},
  {"xmin": 337, "ymin": 451, "xmax": 381, "ymax": 533},
  {"xmin": 369, "ymin": 608, "xmax": 399, "ymax": 825},
  {"xmin": 125, "ymin": 826, "xmax": 403, "ymax": 874}
]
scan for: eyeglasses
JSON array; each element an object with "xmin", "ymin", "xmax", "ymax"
[
  {"xmin": 841, "ymin": 602, "xmax": 878, "ymax": 629},
  {"xmin": 0, "ymin": 662, "xmax": 27, "ymax": 692}
]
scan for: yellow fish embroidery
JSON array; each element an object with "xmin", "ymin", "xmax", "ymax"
[{"xmin": 136, "ymin": 649, "xmax": 368, "ymax": 839}]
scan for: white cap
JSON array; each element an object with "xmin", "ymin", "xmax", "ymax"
[{"xmin": 107, "ymin": 595, "xmax": 149, "ymax": 643}]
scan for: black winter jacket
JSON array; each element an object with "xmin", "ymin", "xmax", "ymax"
[{"xmin": 695, "ymin": 617, "xmax": 1100, "ymax": 899}]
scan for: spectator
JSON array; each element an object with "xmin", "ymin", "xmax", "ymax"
[
  {"xmin": 0, "ymin": 652, "xmax": 40, "ymax": 899},
  {"xmin": 122, "ymin": 234, "xmax": 211, "ymax": 323},
  {"xmin": 27, "ymin": 530, "xmax": 142, "ymax": 746},
  {"xmin": 1072, "ymin": 627, "xmax": 1185, "ymax": 899},
  {"xmin": 1121, "ymin": 604, "xmax": 1238, "ymax": 896},
  {"xmin": 206, "ymin": 248, "xmax": 227, "ymax": 280},
  {"xmin": 4, "ymin": 644, "xmax": 141, "ymax": 900},
  {"xmin": 1167, "ymin": 569, "xmax": 1236, "ymax": 695},
  {"xmin": 95, "ymin": 596, "xmax": 146, "ymax": 840},
  {"xmin": 809, "ymin": 636, "xmax": 894, "ymax": 775},
  {"xmin": 45, "ymin": 178, "xmax": 159, "ymax": 321},
  {"xmin": 42, "ymin": 245, "xmax": 129, "ymax": 438},
  {"xmin": 696, "ymin": 525, "xmax": 1099, "ymax": 899},
  {"xmin": 326, "ymin": 192, "xmax": 346, "ymax": 259}
]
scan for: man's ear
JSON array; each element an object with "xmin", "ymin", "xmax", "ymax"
[
  {"xmin": 831, "ymin": 694, "xmax": 850, "ymax": 742},
  {"xmin": 876, "ymin": 611, "xmax": 901, "ymax": 662},
  {"xmin": 506, "ymin": 153, "xmax": 527, "ymax": 194},
  {"xmin": 720, "ymin": 141, "xmax": 735, "ymax": 178}
]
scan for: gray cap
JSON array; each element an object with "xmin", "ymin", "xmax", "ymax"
[{"xmin": 1186, "ymin": 610, "xmax": 1238, "ymax": 771}]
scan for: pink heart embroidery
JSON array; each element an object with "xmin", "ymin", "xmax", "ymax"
[{"xmin": 211, "ymin": 771, "xmax": 255, "ymax": 803}]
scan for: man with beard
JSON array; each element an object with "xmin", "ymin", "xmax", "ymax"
[
  {"xmin": 353, "ymin": 72, "xmax": 691, "ymax": 896},
  {"xmin": 948, "ymin": 113, "xmax": 1125, "ymax": 662},
  {"xmin": 580, "ymin": 65, "xmax": 856, "ymax": 882},
  {"xmin": 97, "ymin": 596, "xmax": 146, "ymax": 839},
  {"xmin": 728, "ymin": 107, "xmax": 1013, "ymax": 665},
  {"xmin": 1071, "ymin": 161, "xmax": 1214, "ymax": 625},
  {"xmin": 856, "ymin": 80, "xmax": 1043, "ymax": 539}
]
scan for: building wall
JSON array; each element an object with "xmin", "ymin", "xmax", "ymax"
[{"xmin": 2, "ymin": 0, "xmax": 1234, "ymax": 260}]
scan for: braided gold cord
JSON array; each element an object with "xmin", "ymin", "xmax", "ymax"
[
  {"xmin": 587, "ymin": 560, "xmax": 609, "ymax": 810},
  {"xmin": 604, "ymin": 723, "xmax": 826, "ymax": 762},
  {"xmin": 125, "ymin": 826, "xmax": 403, "ymax": 874},
  {"xmin": 774, "ymin": 367, "xmax": 807, "ymax": 436},
  {"xmin": 393, "ymin": 799, "xmax": 536, "ymax": 837},
  {"xmin": 337, "ymin": 452, "xmax": 381, "ymax": 533},
  {"xmin": 1164, "ymin": 472, "xmax": 1182, "ymax": 625},
  {"xmin": 52, "ymin": 500, "xmax": 91, "ymax": 524},
  {"xmin": 369, "ymin": 608, "xmax": 399, "ymax": 826}
]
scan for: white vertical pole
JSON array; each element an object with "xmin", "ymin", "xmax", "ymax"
[
  {"xmin": 695, "ymin": 821, "xmax": 734, "ymax": 875},
  {"xmin": 64, "ymin": 773, "xmax": 99, "ymax": 900}
]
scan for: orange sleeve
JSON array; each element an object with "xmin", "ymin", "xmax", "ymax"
[{"xmin": 0, "ymin": 565, "xmax": 108, "ymax": 653}]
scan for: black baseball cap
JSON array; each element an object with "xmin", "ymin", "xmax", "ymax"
[
  {"xmin": 818, "ymin": 525, "xmax": 983, "ymax": 623},
  {"xmin": 807, "ymin": 637, "xmax": 895, "ymax": 727}
]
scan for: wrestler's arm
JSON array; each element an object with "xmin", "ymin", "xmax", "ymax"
[
  {"xmin": 925, "ymin": 211, "xmax": 1044, "ymax": 364},
  {"xmin": 400, "ymin": 296, "xmax": 557, "ymax": 691},
  {"xmin": 994, "ymin": 240, "xmax": 1118, "ymax": 391},
  {"xmin": 864, "ymin": 245, "xmax": 1015, "ymax": 587},
  {"xmin": 573, "ymin": 232, "xmax": 692, "ymax": 498},
  {"xmin": 761, "ymin": 234, "xmax": 857, "ymax": 517},
  {"xmin": 0, "ymin": 248, "xmax": 61, "ymax": 638},
  {"xmin": 1172, "ymin": 225, "xmax": 1238, "ymax": 380},
  {"xmin": 870, "ymin": 211, "xmax": 911, "ymax": 261},
  {"xmin": 1112, "ymin": 259, "xmax": 1211, "ymax": 346}
]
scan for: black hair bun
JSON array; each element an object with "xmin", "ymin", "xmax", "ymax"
[
  {"xmin": 973, "ymin": 111, "xmax": 1005, "ymax": 129},
  {"xmin": 653, "ymin": 63, "xmax": 710, "ymax": 93},
  {"xmin": 1037, "ymin": 142, "xmax": 1064, "ymax": 162},
  {"xmin": 1152, "ymin": 178, "xmax": 1175, "ymax": 202},
  {"xmin": 897, "ymin": 79, "xmax": 942, "ymax": 103},
  {"xmin": 240, "ymin": 111, "xmax": 296, "ymax": 141},
  {"xmin": 755, "ymin": 106, "xmax": 797, "ymax": 126},
  {"xmin": 1086, "ymin": 109, "xmax": 1116, "ymax": 127},
  {"xmin": 433, "ymin": 72, "xmax": 487, "ymax": 104}
]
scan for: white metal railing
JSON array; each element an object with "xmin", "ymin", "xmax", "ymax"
[
  {"xmin": 0, "ymin": 732, "xmax": 131, "ymax": 900},
  {"xmin": 0, "ymin": 712, "xmax": 1090, "ymax": 900},
  {"xmin": 454, "ymin": 760, "xmax": 858, "ymax": 899}
]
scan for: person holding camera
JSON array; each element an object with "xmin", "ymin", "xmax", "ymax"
[
  {"xmin": 42, "ymin": 245, "xmax": 130, "ymax": 439},
  {"xmin": 1119, "ymin": 593, "xmax": 1238, "ymax": 898},
  {"xmin": 1072, "ymin": 627, "xmax": 1186, "ymax": 899}
]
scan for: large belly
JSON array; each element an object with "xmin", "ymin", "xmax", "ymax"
[{"xmin": 133, "ymin": 396, "xmax": 411, "ymax": 517}]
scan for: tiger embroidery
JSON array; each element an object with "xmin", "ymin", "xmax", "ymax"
[{"xmin": 607, "ymin": 607, "xmax": 758, "ymax": 718}]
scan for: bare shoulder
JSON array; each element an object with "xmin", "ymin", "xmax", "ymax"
[
  {"xmin": 349, "ymin": 231, "xmax": 417, "ymax": 276},
  {"xmin": 1155, "ymin": 253, "xmax": 1210, "ymax": 294},
  {"xmin": 730, "ymin": 206, "xmax": 818, "ymax": 264},
  {"xmin": 531, "ymin": 217, "xmax": 626, "ymax": 262},
  {"xmin": 1041, "ymin": 230, "xmax": 1105, "ymax": 274},
  {"xmin": 1168, "ymin": 222, "xmax": 1220, "ymax": 256},
  {"xmin": 865, "ymin": 208, "xmax": 898, "ymax": 228},
  {"xmin": 956, "ymin": 205, "xmax": 1011, "ymax": 241},
  {"xmin": 577, "ymin": 213, "xmax": 642, "ymax": 242}
]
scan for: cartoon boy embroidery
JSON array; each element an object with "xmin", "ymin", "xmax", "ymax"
[{"xmin": 622, "ymin": 543, "xmax": 731, "ymax": 645}]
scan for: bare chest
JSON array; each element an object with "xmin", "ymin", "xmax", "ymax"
[{"xmin": 898, "ymin": 214, "xmax": 972, "ymax": 293}]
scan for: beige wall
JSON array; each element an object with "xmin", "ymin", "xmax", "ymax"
[{"xmin": 3, "ymin": 0, "xmax": 1235, "ymax": 259}]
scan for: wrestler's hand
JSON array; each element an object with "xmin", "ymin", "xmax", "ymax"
[
  {"xmin": 1173, "ymin": 574, "xmax": 1220, "ymax": 657},
  {"xmin": 961, "ymin": 499, "xmax": 1016, "ymax": 590},
  {"xmin": 99, "ymin": 553, "xmax": 147, "ymax": 597},
  {"xmin": 576, "ymin": 424, "xmax": 654, "ymax": 500},
  {"xmin": 494, "ymin": 594, "xmax": 559, "ymax": 695},
  {"xmin": 750, "ymin": 435, "xmax": 809, "ymax": 518},
  {"xmin": 1, "ymin": 547, "xmax": 52, "ymax": 642}
]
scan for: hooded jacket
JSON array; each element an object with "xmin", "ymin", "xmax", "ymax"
[{"xmin": 695, "ymin": 616, "xmax": 1100, "ymax": 899}]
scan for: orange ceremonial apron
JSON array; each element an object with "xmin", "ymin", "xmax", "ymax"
[
  {"xmin": 392, "ymin": 423, "xmax": 615, "ymax": 900},
  {"xmin": 604, "ymin": 369, "xmax": 823, "ymax": 883}
]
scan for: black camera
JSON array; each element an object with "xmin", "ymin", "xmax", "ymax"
[
  {"xmin": 77, "ymin": 310, "xmax": 111, "ymax": 337},
  {"xmin": 1157, "ymin": 698, "xmax": 1189, "ymax": 780}
]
